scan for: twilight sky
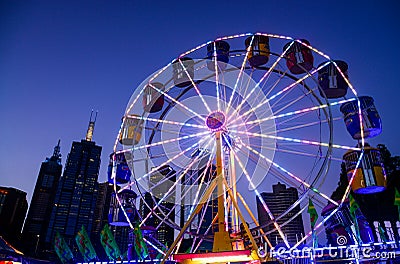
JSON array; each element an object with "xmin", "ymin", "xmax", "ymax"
[{"xmin": 1, "ymin": 0, "xmax": 399, "ymax": 205}]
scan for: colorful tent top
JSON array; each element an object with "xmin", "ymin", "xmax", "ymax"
[
  {"xmin": 54, "ymin": 232, "xmax": 74, "ymax": 264},
  {"xmin": 133, "ymin": 222, "xmax": 148, "ymax": 260},
  {"xmin": 75, "ymin": 226, "xmax": 97, "ymax": 262},
  {"xmin": 100, "ymin": 224, "xmax": 121, "ymax": 261}
]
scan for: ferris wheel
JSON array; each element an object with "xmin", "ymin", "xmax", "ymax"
[{"xmin": 109, "ymin": 33, "xmax": 384, "ymax": 260}]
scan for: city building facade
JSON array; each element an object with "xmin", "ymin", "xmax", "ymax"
[
  {"xmin": 45, "ymin": 116, "xmax": 102, "ymax": 257},
  {"xmin": 22, "ymin": 141, "xmax": 63, "ymax": 257}
]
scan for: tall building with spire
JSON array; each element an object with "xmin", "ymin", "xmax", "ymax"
[
  {"xmin": 22, "ymin": 141, "xmax": 63, "ymax": 257},
  {"xmin": 45, "ymin": 112, "xmax": 102, "ymax": 256}
]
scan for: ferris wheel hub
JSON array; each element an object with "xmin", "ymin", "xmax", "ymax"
[{"xmin": 206, "ymin": 111, "xmax": 226, "ymax": 132}]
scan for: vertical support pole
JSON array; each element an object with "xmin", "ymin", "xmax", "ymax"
[
  {"xmin": 212, "ymin": 131, "xmax": 233, "ymax": 252},
  {"xmin": 216, "ymin": 131, "xmax": 225, "ymax": 233}
]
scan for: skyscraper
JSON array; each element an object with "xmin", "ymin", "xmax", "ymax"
[
  {"xmin": 91, "ymin": 181, "xmax": 114, "ymax": 258},
  {"xmin": 139, "ymin": 165, "xmax": 176, "ymax": 247},
  {"xmin": 45, "ymin": 113, "xmax": 102, "ymax": 255},
  {"xmin": 257, "ymin": 182, "xmax": 305, "ymax": 246},
  {"xmin": 0, "ymin": 187, "xmax": 28, "ymax": 245},
  {"xmin": 22, "ymin": 141, "xmax": 63, "ymax": 257}
]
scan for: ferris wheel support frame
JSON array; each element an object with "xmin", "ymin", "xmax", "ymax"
[{"xmin": 161, "ymin": 131, "xmax": 261, "ymax": 263}]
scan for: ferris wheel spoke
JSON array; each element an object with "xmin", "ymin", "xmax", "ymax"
[
  {"xmin": 230, "ymin": 44, "xmax": 292, "ymax": 120},
  {"xmin": 129, "ymin": 114, "xmax": 206, "ymax": 130},
  {"xmin": 211, "ymin": 42, "xmax": 222, "ymax": 111},
  {"xmin": 130, "ymin": 131, "xmax": 209, "ymax": 152},
  {"xmin": 271, "ymin": 87, "xmax": 317, "ymax": 116},
  {"xmin": 227, "ymin": 42, "xmax": 294, "ymax": 124},
  {"xmin": 229, "ymin": 97, "xmax": 355, "ymax": 130},
  {"xmin": 154, "ymin": 170, "xmax": 207, "ymax": 231},
  {"xmin": 226, "ymin": 35, "xmax": 254, "ymax": 115},
  {"xmin": 135, "ymin": 135, "xmax": 212, "ymax": 188},
  {"xmin": 268, "ymin": 144, "xmax": 345, "ymax": 163},
  {"xmin": 229, "ymin": 148, "xmax": 290, "ymax": 248},
  {"xmin": 232, "ymin": 130, "xmax": 359, "ymax": 152},
  {"xmin": 140, "ymin": 138, "xmax": 214, "ymax": 226},
  {"xmin": 176, "ymin": 59, "xmax": 212, "ymax": 114},
  {"xmin": 229, "ymin": 63, "xmax": 328, "ymax": 128},
  {"xmin": 150, "ymin": 82, "xmax": 206, "ymax": 123},
  {"xmin": 148, "ymin": 137, "xmax": 214, "ymax": 192},
  {"xmin": 239, "ymin": 141, "xmax": 338, "ymax": 206},
  {"xmin": 241, "ymin": 146, "xmax": 306, "ymax": 191},
  {"xmin": 187, "ymin": 146, "xmax": 216, "ymax": 218},
  {"xmin": 273, "ymin": 115, "xmax": 342, "ymax": 134}
]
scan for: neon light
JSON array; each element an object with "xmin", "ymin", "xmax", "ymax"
[
  {"xmin": 232, "ymin": 130, "xmax": 360, "ymax": 151},
  {"xmin": 177, "ymin": 59, "xmax": 212, "ymax": 113},
  {"xmin": 126, "ymin": 114, "xmax": 206, "ymax": 129},
  {"xmin": 226, "ymin": 35, "xmax": 254, "ymax": 114},
  {"xmin": 228, "ymin": 41, "xmax": 294, "ymax": 123},
  {"xmin": 149, "ymin": 82, "xmax": 206, "ymax": 122},
  {"xmin": 240, "ymin": 141, "xmax": 338, "ymax": 205}
]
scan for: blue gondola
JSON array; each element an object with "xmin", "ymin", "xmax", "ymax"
[
  {"xmin": 340, "ymin": 96, "xmax": 382, "ymax": 139},
  {"xmin": 318, "ymin": 60, "xmax": 348, "ymax": 98},
  {"xmin": 107, "ymin": 152, "xmax": 131, "ymax": 184},
  {"xmin": 108, "ymin": 189, "xmax": 138, "ymax": 226},
  {"xmin": 172, "ymin": 57, "xmax": 194, "ymax": 87},
  {"xmin": 207, "ymin": 40, "xmax": 230, "ymax": 71}
]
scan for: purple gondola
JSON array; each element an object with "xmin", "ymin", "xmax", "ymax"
[
  {"xmin": 143, "ymin": 82, "xmax": 164, "ymax": 113},
  {"xmin": 318, "ymin": 60, "xmax": 348, "ymax": 98}
]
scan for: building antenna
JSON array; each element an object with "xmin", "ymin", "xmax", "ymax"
[
  {"xmin": 86, "ymin": 110, "xmax": 98, "ymax": 141},
  {"xmin": 53, "ymin": 139, "xmax": 61, "ymax": 158}
]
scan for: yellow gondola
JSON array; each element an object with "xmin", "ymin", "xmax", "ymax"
[{"xmin": 119, "ymin": 115, "xmax": 144, "ymax": 145}]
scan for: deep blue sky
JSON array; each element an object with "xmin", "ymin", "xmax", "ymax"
[{"xmin": 1, "ymin": 0, "xmax": 399, "ymax": 204}]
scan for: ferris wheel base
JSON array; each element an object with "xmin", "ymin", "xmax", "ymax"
[
  {"xmin": 212, "ymin": 230, "xmax": 234, "ymax": 252},
  {"xmin": 172, "ymin": 249, "xmax": 260, "ymax": 264}
]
